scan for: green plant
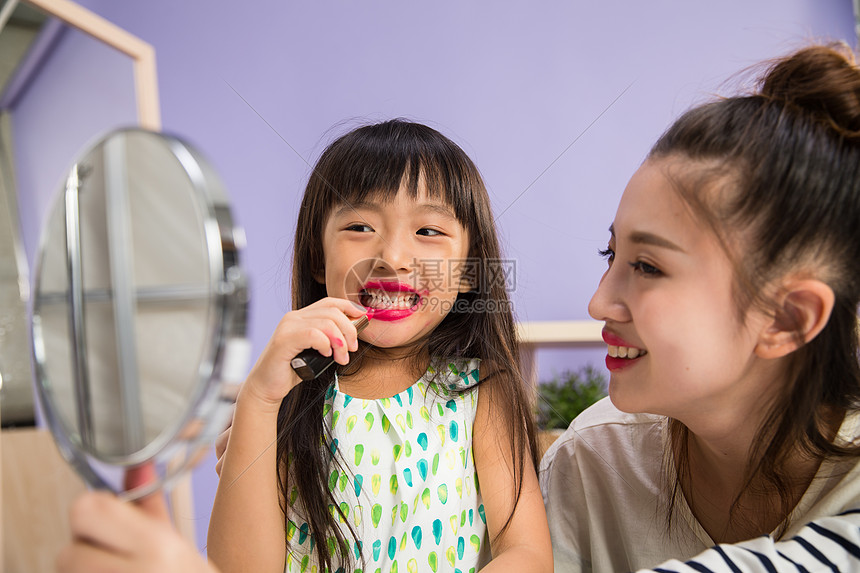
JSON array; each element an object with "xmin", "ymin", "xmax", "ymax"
[{"xmin": 536, "ymin": 365, "xmax": 607, "ymax": 430}]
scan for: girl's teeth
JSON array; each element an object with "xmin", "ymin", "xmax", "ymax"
[{"xmin": 366, "ymin": 289, "xmax": 416, "ymax": 309}]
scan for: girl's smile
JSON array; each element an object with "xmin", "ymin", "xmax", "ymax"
[{"xmin": 359, "ymin": 279, "xmax": 428, "ymax": 321}]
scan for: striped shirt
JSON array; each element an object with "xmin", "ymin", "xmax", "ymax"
[{"xmin": 639, "ymin": 509, "xmax": 860, "ymax": 572}]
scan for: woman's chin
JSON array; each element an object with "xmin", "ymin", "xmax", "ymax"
[{"xmin": 607, "ymin": 385, "xmax": 642, "ymax": 414}]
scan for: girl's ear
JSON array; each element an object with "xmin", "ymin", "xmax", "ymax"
[
  {"xmin": 755, "ymin": 278, "xmax": 834, "ymax": 359},
  {"xmin": 313, "ymin": 268, "xmax": 326, "ymax": 285}
]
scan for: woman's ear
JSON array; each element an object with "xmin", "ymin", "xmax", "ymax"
[{"xmin": 755, "ymin": 278, "xmax": 834, "ymax": 359}]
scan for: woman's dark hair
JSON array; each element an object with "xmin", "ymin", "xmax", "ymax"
[
  {"xmin": 277, "ymin": 119, "xmax": 538, "ymax": 570},
  {"xmin": 649, "ymin": 43, "xmax": 860, "ymax": 536}
]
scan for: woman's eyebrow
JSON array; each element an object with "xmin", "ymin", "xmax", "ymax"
[
  {"xmin": 608, "ymin": 224, "xmax": 685, "ymax": 252},
  {"xmin": 630, "ymin": 230, "xmax": 685, "ymax": 252}
]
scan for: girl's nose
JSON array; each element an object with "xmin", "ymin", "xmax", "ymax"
[
  {"xmin": 378, "ymin": 234, "xmax": 413, "ymax": 272},
  {"xmin": 588, "ymin": 267, "xmax": 630, "ymax": 323}
]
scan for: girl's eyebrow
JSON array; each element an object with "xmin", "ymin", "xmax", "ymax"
[
  {"xmin": 608, "ymin": 224, "xmax": 685, "ymax": 252},
  {"xmin": 415, "ymin": 202, "xmax": 457, "ymax": 219},
  {"xmin": 332, "ymin": 201, "xmax": 381, "ymax": 219},
  {"xmin": 332, "ymin": 201, "xmax": 456, "ymax": 220}
]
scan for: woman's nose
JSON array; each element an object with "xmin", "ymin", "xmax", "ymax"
[{"xmin": 588, "ymin": 267, "xmax": 630, "ymax": 323}]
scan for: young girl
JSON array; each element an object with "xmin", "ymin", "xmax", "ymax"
[
  {"xmin": 540, "ymin": 43, "xmax": 860, "ymax": 571},
  {"xmin": 208, "ymin": 120, "xmax": 552, "ymax": 573}
]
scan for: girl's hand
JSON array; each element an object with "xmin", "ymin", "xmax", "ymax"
[
  {"xmin": 209, "ymin": 299, "xmax": 365, "ymax": 571},
  {"xmin": 241, "ymin": 297, "xmax": 367, "ymax": 409}
]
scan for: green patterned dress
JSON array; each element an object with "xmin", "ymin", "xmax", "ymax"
[{"xmin": 285, "ymin": 358, "xmax": 488, "ymax": 573}]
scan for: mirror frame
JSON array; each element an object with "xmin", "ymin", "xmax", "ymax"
[{"xmin": 31, "ymin": 126, "xmax": 244, "ymax": 505}]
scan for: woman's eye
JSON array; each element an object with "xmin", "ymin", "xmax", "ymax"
[
  {"xmin": 597, "ymin": 247, "xmax": 615, "ymax": 265},
  {"xmin": 346, "ymin": 224, "xmax": 373, "ymax": 232},
  {"xmin": 417, "ymin": 228, "xmax": 443, "ymax": 237},
  {"xmin": 628, "ymin": 261, "xmax": 661, "ymax": 276}
]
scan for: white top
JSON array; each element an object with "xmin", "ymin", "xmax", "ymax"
[
  {"xmin": 539, "ymin": 397, "xmax": 860, "ymax": 572},
  {"xmin": 285, "ymin": 358, "xmax": 487, "ymax": 573}
]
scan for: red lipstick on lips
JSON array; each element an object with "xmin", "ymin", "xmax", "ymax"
[
  {"xmin": 601, "ymin": 328, "xmax": 646, "ymax": 372},
  {"xmin": 361, "ymin": 280, "xmax": 423, "ymax": 321}
]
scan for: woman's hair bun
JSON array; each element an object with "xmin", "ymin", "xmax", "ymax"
[{"xmin": 758, "ymin": 43, "xmax": 860, "ymax": 137}]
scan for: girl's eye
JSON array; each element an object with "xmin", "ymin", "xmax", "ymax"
[
  {"xmin": 346, "ymin": 224, "xmax": 373, "ymax": 232},
  {"xmin": 597, "ymin": 247, "xmax": 615, "ymax": 265},
  {"xmin": 417, "ymin": 228, "xmax": 443, "ymax": 237},
  {"xmin": 628, "ymin": 261, "xmax": 662, "ymax": 276}
]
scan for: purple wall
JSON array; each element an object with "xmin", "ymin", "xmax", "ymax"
[
  {"xmin": 12, "ymin": 25, "xmax": 137, "ymax": 264},
  {"xmin": 6, "ymin": 0, "xmax": 856, "ymax": 554}
]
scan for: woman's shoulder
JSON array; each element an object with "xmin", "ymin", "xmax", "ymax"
[
  {"xmin": 539, "ymin": 397, "xmax": 665, "ymax": 472},
  {"xmin": 539, "ymin": 397, "xmax": 669, "ymax": 570},
  {"xmin": 569, "ymin": 395, "xmax": 661, "ymax": 432}
]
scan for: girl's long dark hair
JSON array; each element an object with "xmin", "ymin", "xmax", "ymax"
[
  {"xmin": 649, "ymin": 44, "xmax": 860, "ymax": 536},
  {"xmin": 277, "ymin": 119, "xmax": 538, "ymax": 570}
]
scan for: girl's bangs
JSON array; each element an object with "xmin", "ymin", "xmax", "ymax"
[{"xmin": 318, "ymin": 131, "xmax": 477, "ymax": 228}]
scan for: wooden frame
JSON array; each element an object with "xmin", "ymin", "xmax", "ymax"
[
  {"xmin": 26, "ymin": 0, "xmax": 161, "ymax": 130},
  {"xmin": 517, "ymin": 319, "xmax": 604, "ymax": 346}
]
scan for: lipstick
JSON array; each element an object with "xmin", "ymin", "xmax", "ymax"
[{"xmin": 290, "ymin": 315, "xmax": 370, "ymax": 381}]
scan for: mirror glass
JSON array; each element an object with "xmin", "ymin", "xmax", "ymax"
[{"xmin": 32, "ymin": 128, "xmax": 248, "ymax": 497}]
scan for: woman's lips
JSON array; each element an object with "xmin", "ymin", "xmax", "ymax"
[{"xmin": 601, "ymin": 328, "xmax": 648, "ymax": 372}]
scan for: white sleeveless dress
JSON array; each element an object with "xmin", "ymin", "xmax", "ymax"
[{"xmin": 285, "ymin": 358, "xmax": 488, "ymax": 573}]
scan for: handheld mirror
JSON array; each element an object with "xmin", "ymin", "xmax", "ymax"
[{"xmin": 31, "ymin": 128, "xmax": 249, "ymax": 499}]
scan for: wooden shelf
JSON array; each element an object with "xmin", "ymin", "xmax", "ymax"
[{"xmin": 517, "ymin": 320, "xmax": 604, "ymax": 346}]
